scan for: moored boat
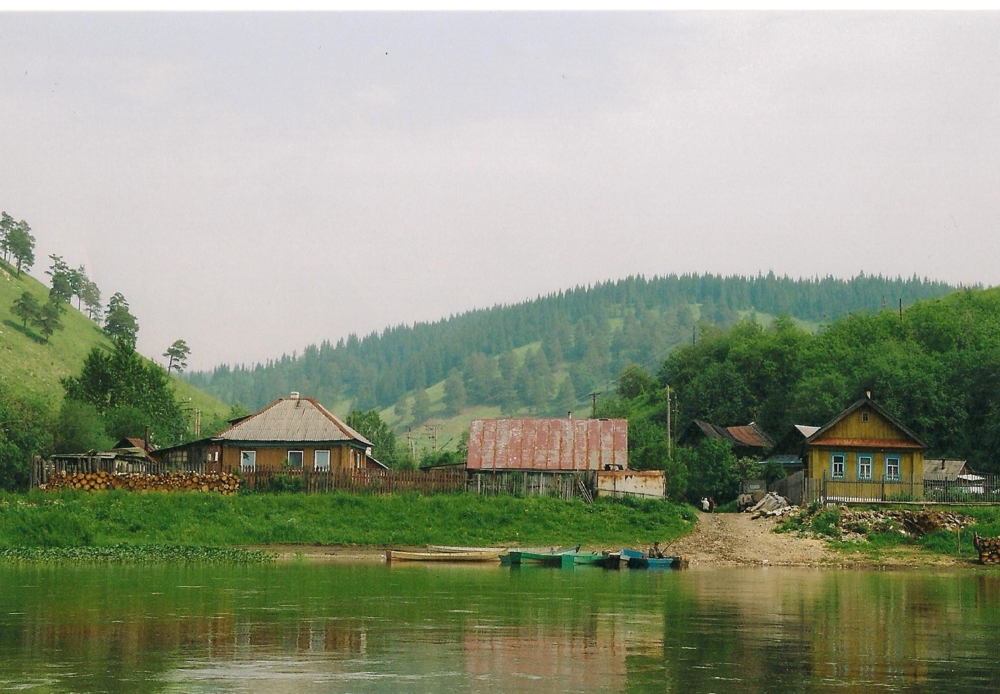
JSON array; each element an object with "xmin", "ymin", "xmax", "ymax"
[
  {"xmin": 386, "ymin": 549, "xmax": 502, "ymax": 563},
  {"xmin": 502, "ymin": 547, "xmax": 581, "ymax": 568},
  {"xmin": 621, "ymin": 548, "xmax": 683, "ymax": 570}
]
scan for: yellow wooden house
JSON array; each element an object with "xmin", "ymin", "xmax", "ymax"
[{"xmin": 805, "ymin": 394, "xmax": 926, "ymax": 500}]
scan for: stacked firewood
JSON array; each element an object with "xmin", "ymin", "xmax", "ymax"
[
  {"xmin": 41, "ymin": 470, "xmax": 240, "ymax": 495},
  {"xmin": 973, "ymin": 533, "xmax": 1000, "ymax": 565}
]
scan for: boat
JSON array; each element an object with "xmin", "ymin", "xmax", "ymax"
[
  {"xmin": 385, "ymin": 549, "xmax": 503, "ymax": 563},
  {"xmin": 573, "ymin": 551, "xmax": 622, "ymax": 568},
  {"xmin": 502, "ymin": 547, "xmax": 582, "ymax": 568},
  {"xmin": 427, "ymin": 545, "xmax": 511, "ymax": 553},
  {"xmin": 621, "ymin": 548, "xmax": 682, "ymax": 570}
]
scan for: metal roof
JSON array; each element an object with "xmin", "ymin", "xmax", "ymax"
[
  {"xmin": 923, "ymin": 459, "xmax": 970, "ymax": 481},
  {"xmin": 467, "ymin": 418, "xmax": 628, "ymax": 471},
  {"xmin": 688, "ymin": 420, "xmax": 774, "ymax": 449},
  {"xmin": 214, "ymin": 396, "xmax": 372, "ymax": 446}
]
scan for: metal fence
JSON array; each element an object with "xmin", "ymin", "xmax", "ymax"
[{"xmin": 771, "ymin": 470, "xmax": 1000, "ymax": 506}]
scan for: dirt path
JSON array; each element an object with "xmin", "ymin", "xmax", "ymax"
[{"xmin": 667, "ymin": 512, "xmax": 838, "ymax": 567}]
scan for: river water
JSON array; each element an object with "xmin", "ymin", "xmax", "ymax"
[{"xmin": 1, "ymin": 562, "xmax": 999, "ymax": 693}]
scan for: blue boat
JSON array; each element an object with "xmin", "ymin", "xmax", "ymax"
[{"xmin": 621, "ymin": 548, "xmax": 682, "ymax": 570}]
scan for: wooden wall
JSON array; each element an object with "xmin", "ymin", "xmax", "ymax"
[{"xmin": 220, "ymin": 444, "xmax": 365, "ymax": 473}]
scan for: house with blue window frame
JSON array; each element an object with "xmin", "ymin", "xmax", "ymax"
[{"xmin": 804, "ymin": 393, "xmax": 927, "ymax": 500}]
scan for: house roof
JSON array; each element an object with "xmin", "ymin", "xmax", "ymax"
[
  {"xmin": 688, "ymin": 420, "xmax": 775, "ymax": 449},
  {"xmin": 806, "ymin": 395, "xmax": 927, "ymax": 449},
  {"xmin": 923, "ymin": 459, "xmax": 970, "ymax": 481},
  {"xmin": 467, "ymin": 418, "xmax": 628, "ymax": 471},
  {"xmin": 214, "ymin": 395, "xmax": 373, "ymax": 446}
]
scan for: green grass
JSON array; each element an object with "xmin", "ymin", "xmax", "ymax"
[
  {"xmin": 0, "ymin": 262, "xmax": 229, "ymax": 426},
  {"xmin": 0, "ymin": 490, "xmax": 697, "ymax": 550},
  {"xmin": 0, "ymin": 544, "xmax": 276, "ymax": 565}
]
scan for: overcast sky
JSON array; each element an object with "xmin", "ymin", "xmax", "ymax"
[{"xmin": 1, "ymin": 12, "xmax": 997, "ymax": 370}]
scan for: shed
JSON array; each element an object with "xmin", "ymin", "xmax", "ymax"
[{"xmin": 467, "ymin": 418, "xmax": 628, "ymax": 472}]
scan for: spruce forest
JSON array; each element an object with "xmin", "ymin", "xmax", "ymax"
[{"xmin": 187, "ymin": 273, "xmax": 954, "ymax": 418}]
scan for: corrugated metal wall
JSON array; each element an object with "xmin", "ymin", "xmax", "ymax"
[{"xmin": 467, "ymin": 419, "xmax": 628, "ymax": 471}]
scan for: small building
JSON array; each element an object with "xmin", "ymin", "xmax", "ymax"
[
  {"xmin": 467, "ymin": 417, "xmax": 664, "ymax": 499},
  {"xmin": 467, "ymin": 418, "xmax": 629, "ymax": 472},
  {"xmin": 804, "ymin": 394, "xmax": 926, "ymax": 499},
  {"xmin": 767, "ymin": 425, "xmax": 820, "ymax": 476},
  {"xmin": 923, "ymin": 459, "xmax": 974, "ymax": 482},
  {"xmin": 679, "ymin": 420, "xmax": 775, "ymax": 458},
  {"xmin": 155, "ymin": 392, "xmax": 386, "ymax": 474}
]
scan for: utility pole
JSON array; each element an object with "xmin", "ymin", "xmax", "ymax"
[
  {"xmin": 899, "ymin": 298, "xmax": 903, "ymax": 321},
  {"xmin": 406, "ymin": 427, "xmax": 416, "ymax": 462},
  {"xmin": 588, "ymin": 391, "xmax": 600, "ymax": 418},
  {"xmin": 692, "ymin": 325, "xmax": 696, "ymax": 344},
  {"xmin": 425, "ymin": 424, "xmax": 441, "ymax": 453},
  {"xmin": 665, "ymin": 385, "xmax": 672, "ymax": 460}
]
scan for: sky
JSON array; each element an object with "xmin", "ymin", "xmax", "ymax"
[{"xmin": 1, "ymin": 11, "xmax": 998, "ymax": 371}]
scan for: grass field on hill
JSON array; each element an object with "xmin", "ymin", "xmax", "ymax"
[
  {"xmin": 0, "ymin": 490, "xmax": 697, "ymax": 550},
  {"xmin": 0, "ymin": 262, "xmax": 229, "ymax": 425}
]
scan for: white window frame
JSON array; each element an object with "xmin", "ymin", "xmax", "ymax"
[
  {"xmin": 831, "ymin": 453, "xmax": 846, "ymax": 479},
  {"xmin": 287, "ymin": 450, "xmax": 304, "ymax": 468},
  {"xmin": 240, "ymin": 450, "xmax": 256, "ymax": 473},
  {"xmin": 314, "ymin": 449, "xmax": 331, "ymax": 471},
  {"xmin": 885, "ymin": 456, "xmax": 901, "ymax": 481},
  {"xmin": 858, "ymin": 454, "xmax": 873, "ymax": 481}
]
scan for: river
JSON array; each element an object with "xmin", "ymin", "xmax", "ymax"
[{"xmin": 1, "ymin": 562, "xmax": 998, "ymax": 693}]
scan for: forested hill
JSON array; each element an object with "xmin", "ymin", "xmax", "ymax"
[{"xmin": 187, "ymin": 273, "xmax": 957, "ymax": 417}]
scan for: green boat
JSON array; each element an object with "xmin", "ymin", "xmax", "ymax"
[
  {"xmin": 502, "ymin": 547, "xmax": 581, "ymax": 568},
  {"xmin": 572, "ymin": 551, "xmax": 621, "ymax": 568}
]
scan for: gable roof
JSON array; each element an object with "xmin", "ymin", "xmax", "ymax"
[
  {"xmin": 686, "ymin": 420, "xmax": 774, "ymax": 449},
  {"xmin": 923, "ymin": 459, "xmax": 970, "ymax": 481},
  {"xmin": 214, "ymin": 396, "xmax": 373, "ymax": 446},
  {"xmin": 806, "ymin": 395, "xmax": 927, "ymax": 449},
  {"xmin": 467, "ymin": 418, "xmax": 628, "ymax": 471}
]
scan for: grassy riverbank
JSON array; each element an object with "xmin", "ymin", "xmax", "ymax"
[
  {"xmin": 778, "ymin": 504, "xmax": 1000, "ymax": 564},
  {"xmin": 0, "ymin": 491, "xmax": 697, "ymax": 551}
]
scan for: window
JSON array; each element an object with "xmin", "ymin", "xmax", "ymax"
[
  {"xmin": 314, "ymin": 450, "xmax": 331, "ymax": 471},
  {"xmin": 831, "ymin": 453, "xmax": 846, "ymax": 479},
  {"xmin": 287, "ymin": 450, "xmax": 304, "ymax": 468},
  {"xmin": 858, "ymin": 454, "xmax": 873, "ymax": 480},
  {"xmin": 862, "ymin": 411, "xmax": 870, "ymax": 423},
  {"xmin": 240, "ymin": 450, "xmax": 256, "ymax": 472},
  {"xmin": 886, "ymin": 456, "xmax": 900, "ymax": 481}
]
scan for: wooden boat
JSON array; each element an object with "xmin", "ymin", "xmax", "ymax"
[
  {"xmin": 427, "ymin": 545, "xmax": 511, "ymax": 553},
  {"xmin": 621, "ymin": 548, "xmax": 682, "ymax": 570},
  {"xmin": 385, "ymin": 549, "xmax": 502, "ymax": 563},
  {"xmin": 573, "ymin": 551, "xmax": 622, "ymax": 568},
  {"xmin": 502, "ymin": 547, "xmax": 581, "ymax": 568}
]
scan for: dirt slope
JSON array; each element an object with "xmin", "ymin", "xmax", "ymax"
[{"xmin": 666, "ymin": 512, "xmax": 837, "ymax": 567}]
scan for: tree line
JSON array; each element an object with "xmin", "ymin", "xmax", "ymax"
[
  {"xmin": 597, "ymin": 286, "xmax": 1000, "ymax": 504},
  {"xmin": 187, "ymin": 273, "xmax": 957, "ymax": 423}
]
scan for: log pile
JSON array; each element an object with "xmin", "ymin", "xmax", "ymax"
[
  {"xmin": 41, "ymin": 470, "xmax": 240, "ymax": 495},
  {"xmin": 973, "ymin": 533, "xmax": 1000, "ymax": 565}
]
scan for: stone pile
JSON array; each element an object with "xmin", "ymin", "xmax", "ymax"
[
  {"xmin": 41, "ymin": 470, "xmax": 240, "ymax": 495},
  {"xmin": 747, "ymin": 493, "xmax": 797, "ymax": 519},
  {"xmin": 839, "ymin": 508, "xmax": 973, "ymax": 537}
]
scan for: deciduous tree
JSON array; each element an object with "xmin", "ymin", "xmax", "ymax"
[{"xmin": 10, "ymin": 291, "xmax": 40, "ymax": 329}]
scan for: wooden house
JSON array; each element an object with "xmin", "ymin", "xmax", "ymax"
[
  {"xmin": 804, "ymin": 394, "xmax": 926, "ymax": 499},
  {"xmin": 155, "ymin": 392, "xmax": 386, "ymax": 473}
]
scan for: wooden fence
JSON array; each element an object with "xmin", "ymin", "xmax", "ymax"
[{"xmin": 33, "ymin": 458, "xmax": 595, "ymax": 500}]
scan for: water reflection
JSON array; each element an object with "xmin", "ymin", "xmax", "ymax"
[{"xmin": 1, "ymin": 564, "xmax": 999, "ymax": 693}]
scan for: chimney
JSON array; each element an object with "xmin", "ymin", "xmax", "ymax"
[{"xmin": 290, "ymin": 391, "xmax": 300, "ymax": 399}]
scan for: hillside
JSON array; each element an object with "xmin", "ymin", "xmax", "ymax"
[
  {"xmin": 0, "ymin": 263, "xmax": 229, "ymax": 429},
  {"xmin": 187, "ymin": 273, "xmax": 958, "ymax": 453}
]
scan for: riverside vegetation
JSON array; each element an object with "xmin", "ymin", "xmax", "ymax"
[{"xmin": 0, "ymin": 491, "xmax": 697, "ymax": 559}]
